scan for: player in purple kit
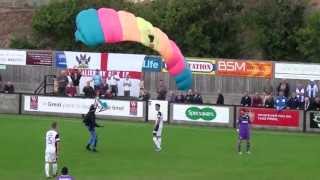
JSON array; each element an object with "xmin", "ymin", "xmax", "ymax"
[
  {"xmin": 57, "ymin": 167, "xmax": 74, "ymax": 180},
  {"xmin": 237, "ymin": 108, "xmax": 251, "ymax": 155}
]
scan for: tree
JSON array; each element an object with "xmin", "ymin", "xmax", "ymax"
[
  {"xmin": 296, "ymin": 11, "xmax": 320, "ymax": 63},
  {"xmin": 248, "ymin": 0, "xmax": 307, "ymax": 61}
]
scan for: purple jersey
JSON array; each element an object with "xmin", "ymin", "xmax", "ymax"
[
  {"xmin": 238, "ymin": 115, "xmax": 251, "ymax": 140},
  {"xmin": 57, "ymin": 175, "xmax": 74, "ymax": 180}
]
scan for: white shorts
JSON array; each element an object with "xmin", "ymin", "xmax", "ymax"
[{"xmin": 45, "ymin": 151, "xmax": 57, "ymax": 163}]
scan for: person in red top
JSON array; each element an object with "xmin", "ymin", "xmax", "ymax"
[
  {"xmin": 251, "ymin": 92, "xmax": 263, "ymax": 107},
  {"xmin": 66, "ymin": 83, "xmax": 76, "ymax": 97}
]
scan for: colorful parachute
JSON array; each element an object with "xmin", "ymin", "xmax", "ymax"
[{"xmin": 75, "ymin": 8, "xmax": 192, "ymax": 90}]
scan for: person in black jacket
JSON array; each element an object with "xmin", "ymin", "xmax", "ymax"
[
  {"xmin": 83, "ymin": 104, "xmax": 103, "ymax": 152},
  {"xmin": 216, "ymin": 92, "xmax": 224, "ymax": 105},
  {"xmin": 240, "ymin": 91, "xmax": 251, "ymax": 107},
  {"xmin": 287, "ymin": 92, "xmax": 300, "ymax": 109},
  {"xmin": 70, "ymin": 69, "xmax": 82, "ymax": 96}
]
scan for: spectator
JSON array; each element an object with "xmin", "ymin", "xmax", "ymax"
[
  {"xmin": 264, "ymin": 95, "xmax": 274, "ymax": 108},
  {"xmin": 123, "ymin": 75, "xmax": 132, "ymax": 97},
  {"xmin": 57, "ymin": 71, "xmax": 69, "ymax": 96},
  {"xmin": 157, "ymin": 79, "xmax": 167, "ymax": 100},
  {"xmin": 167, "ymin": 91, "xmax": 176, "ymax": 103},
  {"xmin": 57, "ymin": 166, "xmax": 74, "ymax": 180},
  {"xmin": 193, "ymin": 90, "xmax": 203, "ymax": 104},
  {"xmin": 295, "ymin": 82, "xmax": 305, "ymax": 108},
  {"xmin": 287, "ymin": 92, "xmax": 299, "ymax": 109},
  {"xmin": 306, "ymin": 80, "xmax": 318, "ymax": 99},
  {"xmin": 263, "ymin": 79, "xmax": 273, "ymax": 95},
  {"xmin": 304, "ymin": 97, "xmax": 311, "ymax": 111},
  {"xmin": 110, "ymin": 72, "xmax": 120, "ymax": 97},
  {"xmin": 185, "ymin": 89, "xmax": 194, "ymax": 103},
  {"xmin": 240, "ymin": 91, "xmax": 251, "ymax": 107},
  {"xmin": 83, "ymin": 81, "xmax": 95, "ymax": 98},
  {"xmin": 66, "ymin": 83, "xmax": 76, "ymax": 97},
  {"xmin": 216, "ymin": 93, "xmax": 224, "ymax": 105},
  {"xmin": 4, "ymin": 81, "xmax": 14, "ymax": 94},
  {"xmin": 277, "ymin": 79, "xmax": 290, "ymax": 97},
  {"xmin": 100, "ymin": 80, "xmax": 109, "ymax": 98},
  {"xmin": 139, "ymin": 89, "xmax": 150, "ymax": 101},
  {"xmin": 91, "ymin": 69, "xmax": 102, "ymax": 93},
  {"xmin": 70, "ymin": 68, "xmax": 82, "ymax": 96},
  {"xmin": 275, "ymin": 91, "xmax": 287, "ymax": 111},
  {"xmin": 139, "ymin": 80, "xmax": 145, "ymax": 90},
  {"xmin": 311, "ymin": 96, "xmax": 320, "ymax": 111},
  {"xmin": 175, "ymin": 92, "xmax": 185, "ymax": 103},
  {"xmin": 252, "ymin": 92, "xmax": 263, "ymax": 107}
]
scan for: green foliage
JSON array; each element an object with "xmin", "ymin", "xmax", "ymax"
[
  {"xmin": 248, "ymin": 0, "xmax": 307, "ymax": 61},
  {"xmin": 8, "ymin": 0, "xmax": 320, "ymax": 62},
  {"xmin": 296, "ymin": 11, "xmax": 320, "ymax": 63}
]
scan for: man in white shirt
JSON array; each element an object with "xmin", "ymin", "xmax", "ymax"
[
  {"xmin": 152, "ymin": 104, "xmax": 164, "ymax": 152},
  {"xmin": 123, "ymin": 76, "xmax": 132, "ymax": 97},
  {"xmin": 110, "ymin": 72, "xmax": 120, "ymax": 97},
  {"xmin": 45, "ymin": 122, "xmax": 60, "ymax": 178}
]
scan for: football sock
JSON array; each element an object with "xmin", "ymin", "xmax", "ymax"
[
  {"xmin": 158, "ymin": 137, "xmax": 162, "ymax": 149},
  {"xmin": 237, "ymin": 141, "xmax": 241, "ymax": 153},
  {"xmin": 45, "ymin": 163, "xmax": 50, "ymax": 177},
  {"xmin": 246, "ymin": 142, "xmax": 250, "ymax": 152},
  {"xmin": 153, "ymin": 137, "xmax": 159, "ymax": 149},
  {"xmin": 52, "ymin": 163, "xmax": 58, "ymax": 176}
]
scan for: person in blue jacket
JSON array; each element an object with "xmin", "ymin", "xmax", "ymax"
[{"xmin": 275, "ymin": 91, "xmax": 287, "ymax": 111}]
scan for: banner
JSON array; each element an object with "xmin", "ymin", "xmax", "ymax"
[
  {"xmin": 27, "ymin": 50, "xmax": 53, "ymax": 66},
  {"xmin": 275, "ymin": 63, "xmax": 320, "ymax": 80},
  {"xmin": 217, "ymin": 59, "xmax": 272, "ymax": 78},
  {"xmin": 172, "ymin": 104, "xmax": 230, "ymax": 123},
  {"xmin": 310, "ymin": 112, "xmax": 320, "ymax": 129},
  {"xmin": 143, "ymin": 55, "xmax": 162, "ymax": 72},
  {"xmin": 148, "ymin": 100, "xmax": 168, "ymax": 122},
  {"xmin": 162, "ymin": 58, "xmax": 216, "ymax": 75},
  {"xmin": 55, "ymin": 51, "xmax": 106, "ymax": 70},
  {"xmin": 241, "ymin": 108, "xmax": 300, "ymax": 127},
  {"xmin": 24, "ymin": 96, "xmax": 144, "ymax": 117},
  {"xmin": 0, "ymin": 49, "xmax": 26, "ymax": 65},
  {"xmin": 0, "ymin": 65, "xmax": 6, "ymax": 70}
]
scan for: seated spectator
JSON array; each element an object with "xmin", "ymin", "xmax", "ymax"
[
  {"xmin": 264, "ymin": 95, "xmax": 274, "ymax": 108},
  {"xmin": 83, "ymin": 81, "xmax": 95, "ymax": 98},
  {"xmin": 193, "ymin": 90, "xmax": 203, "ymax": 104},
  {"xmin": 57, "ymin": 166, "xmax": 74, "ymax": 180},
  {"xmin": 275, "ymin": 91, "xmax": 287, "ymax": 111},
  {"xmin": 167, "ymin": 91, "xmax": 176, "ymax": 103},
  {"xmin": 240, "ymin": 91, "xmax": 251, "ymax": 107},
  {"xmin": 4, "ymin": 81, "xmax": 14, "ymax": 94},
  {"xmin": 216, "ymin": 92, "xmax": 224, "ymax": 105},
  {"xmin": 306, "ymin": 80, "xmax": 318, "ymax": 99},
  {"xmin": 100, "ymin": 80, "xmax": 109, "ymax": 98},
  {"xmin": 304, "ymin": 97, "xmax": 311, "ymax": 111},
  {"xmin": 295, "ymin": 82, "xmax": 305, "ymax": 108},
  {"xmin": 277, "ymin": 79, "xmax": 290, "ymax": 97},
  {"xmin": 252, "ymin": 92, "xmax": 263, "ymax": 107},
  {"xmin": 66, "ymin": 83, "xmax": 76, "ymax": 97},
  {"xmin": 310, "ymin": 96, "xmax": 320, "ymax": 111},
  {"xmin": 175, "ymin": 92, "xmax": 185, "ymax": 103},
  {"xmin": 139, "ymin": 89, "xmax": 150, "ymax": 101},
  {"xmin": 287, "ymin": 92, "xmax": 299, "ymax": 109},
  {"xmin": 185, "ymin": 89, "xmax": 194, "ymax": 103}
]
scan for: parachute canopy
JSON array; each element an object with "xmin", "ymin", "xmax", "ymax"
[{"xmin": 75, "ymin": 8, "xmax": 192, "ymax": 90}]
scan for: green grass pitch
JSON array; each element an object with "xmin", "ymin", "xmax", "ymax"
[{"xmin": 0, "ymin": 114, "xmax": 319, "ymax": 180}]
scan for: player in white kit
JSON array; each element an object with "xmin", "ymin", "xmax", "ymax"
[
  {"xmin": 153, "ymin": 104, "xmax": 163, "ymax": 152},
  {"xmin": 45, "ymin": 122, "xmax": 60, "ymax": 178}
]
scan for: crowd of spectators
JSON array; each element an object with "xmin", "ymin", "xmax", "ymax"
[
  {"xmin": 240, "ymin": 79, "xmax": 320, "ymax": 111},
  {"xmin": 164, "ymin": 89, "xmax": 204, "ymax": 104}
]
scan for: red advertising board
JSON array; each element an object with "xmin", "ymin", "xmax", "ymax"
[
  {"xmin": 27, "ymin": 50, "xmax": 53, "ymax": 66},
  {"xmin": 242, "ymin": 108, "xmax": 300, "ymax": 127}
]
